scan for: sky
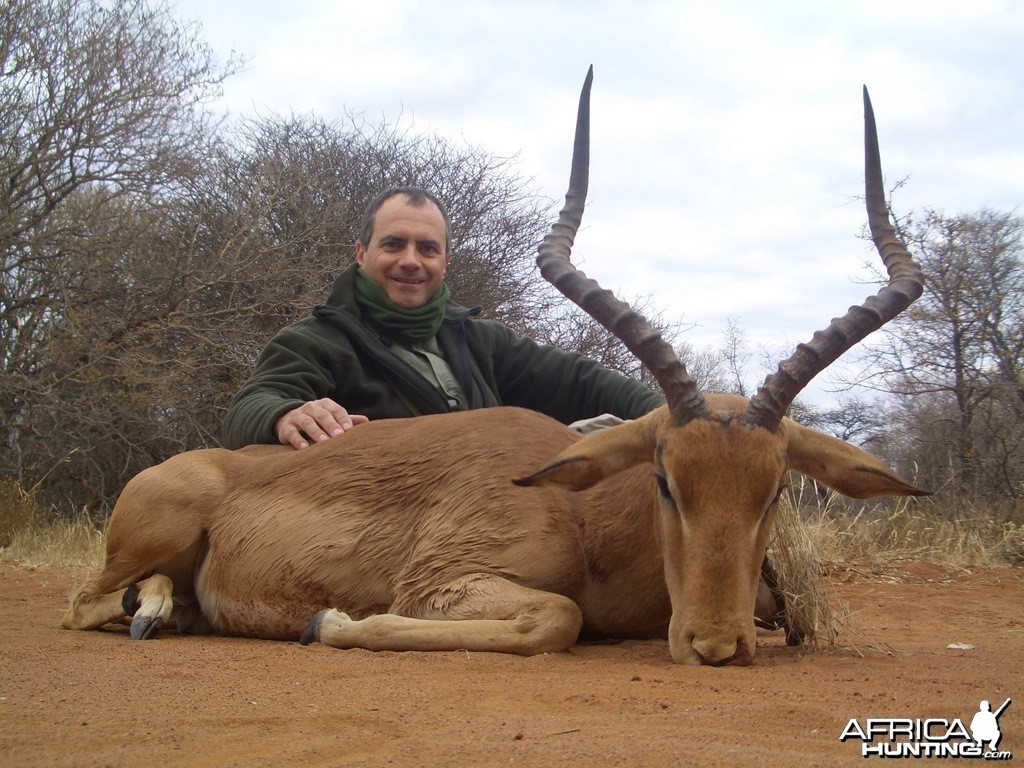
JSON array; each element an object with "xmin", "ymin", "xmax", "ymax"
[{"xmin": 175, "ymin": 0, "xmax": 1023, "ymax": 405}]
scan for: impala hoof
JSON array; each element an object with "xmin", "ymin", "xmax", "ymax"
[
  {"xmin": 300, "ymin": 610, "xmax": 327, "ymax": 646},
  {"xmin": 129, "ymin": 614, "xmax": 163, "ymax": 640}
]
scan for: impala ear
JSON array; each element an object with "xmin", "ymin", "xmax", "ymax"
[
  {"xmin": 513, "ymin": 407, "xmax": 667, "ymax": 491},
  {"xmin": 513, "ymin": 454, "xmax": 610, "ymax": 491},
  {"xmin": 785, "ymin": 419, "xmax": 930, "ymax": 499}
]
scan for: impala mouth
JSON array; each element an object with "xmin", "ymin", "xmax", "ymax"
[
  {"xmin": 697, "ymin": 640, "xmax": 754, "ymax": 667},
  {"xmin": 679, "ymin": 631, "xmax": 756, "ymax": 666}
]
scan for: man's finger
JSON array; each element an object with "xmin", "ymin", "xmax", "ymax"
[
  {"xmin": 299, "ymin": 413, "xmax": 334, "ymax": 444},
  {"xmin": 275, "ymin": 401, "xmax": 369, "ymax": 450},
  {"xmin": 278, "ymin": 424, "xmax": 310, "ymax": 450}
]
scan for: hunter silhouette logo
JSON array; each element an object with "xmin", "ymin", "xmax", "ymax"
[
  {"xmin": 971, "ymin": 699, "xmax": 1010, "ymax": 752},
  {"xmin": 839, "ymin": 697, "xmax": 1012, "ymax": 759}
]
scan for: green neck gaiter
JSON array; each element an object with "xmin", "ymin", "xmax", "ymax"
[{"xmin": 354, "ymin": 268, "xmax": 450, "ymax": 340}]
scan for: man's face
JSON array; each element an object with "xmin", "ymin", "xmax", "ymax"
[{"xmin": 355, "ymin": 194, "xmax": 451, "ymax": 309}]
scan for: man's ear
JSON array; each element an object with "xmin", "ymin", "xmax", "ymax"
[{"xmin": 355, "ymin": 241, "xmax": 367, "ymax": 268}]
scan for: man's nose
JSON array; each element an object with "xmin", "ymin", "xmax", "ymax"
[{"xmin": 396, "ymin": 245, "xmax": 420, "ymax": 267}]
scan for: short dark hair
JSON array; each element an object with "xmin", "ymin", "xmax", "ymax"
[{"xmin": 358, "ymin": 186, "xmax": 453, "ymax": 254}]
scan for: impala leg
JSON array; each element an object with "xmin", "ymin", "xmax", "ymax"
[
  {"xmin": 62, "ymin": 519, "xmax": 201, "ymax": 638},
  {"xmin": 63, "ymin": 572, "xmax": 174, "ymax": 639},
  {"xmin": 62, "ymin": 582, "xmax": 135, "ymax": 632},
  {"xmin": 303, "ymin": 574, "xmax": 583, "ymax": 656},
  {"xmin": 63, "ymin": 450, "xmax": 219, "ymax": 637}
]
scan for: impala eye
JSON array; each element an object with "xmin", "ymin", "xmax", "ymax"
[{"xmin": 655, "ymin": 473, "xmax": 672, "ymax": 501}]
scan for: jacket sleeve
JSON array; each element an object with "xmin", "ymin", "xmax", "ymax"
[
  {"xmin": 221, "ymin": 325, "xmax": 338, "ymax": 449},
  {"xmin": 479, "ymin": 321, "xmax": 666, "ymax": 423}
]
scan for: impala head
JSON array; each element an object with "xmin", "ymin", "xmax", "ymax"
[{"xmin": 516, "ymin": 67, "xmax": 929, "ymax": 665}]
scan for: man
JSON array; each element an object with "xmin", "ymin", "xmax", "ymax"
[{"xmin": 222, "ymin": 186, "xmax": 664, "ymax": 450}]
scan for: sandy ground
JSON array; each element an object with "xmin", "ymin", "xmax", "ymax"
[{"xmin": 0, "ymin": 561, "xmax": 1021, "ymax": 767}]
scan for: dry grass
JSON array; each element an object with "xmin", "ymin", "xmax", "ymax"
[
  {"xmin": 787, "ymin": 475, "xmax": 1024, "ymax": 569},
  {"xmin": 767, "ymin": 493, "xmax": 845, "ymax": 649},
  {"xmin": 0, "ymin": 478, "xmax": 105, "ymax": 569}
]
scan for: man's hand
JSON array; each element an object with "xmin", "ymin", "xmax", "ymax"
[{"xmin": 274, "ymin": 398, "xmax": 369, "ymax": 450}]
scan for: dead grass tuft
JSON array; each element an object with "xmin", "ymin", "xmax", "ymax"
[
  {"xmin": 767, "ymin": 492, "xmax": 845, "ymax": 649},
  {"xmin": 0, "ymin": 479, "xmax": 104, "ymax": 569}
]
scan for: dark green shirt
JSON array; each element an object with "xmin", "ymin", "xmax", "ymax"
[{"xmin": 222, "ymin": 264, "xmax": 665, "ymax": 448}]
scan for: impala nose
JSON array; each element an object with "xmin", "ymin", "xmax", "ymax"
[{"xmin": 691, "ymin": 637, "xmax": 754, "ymax": 666}]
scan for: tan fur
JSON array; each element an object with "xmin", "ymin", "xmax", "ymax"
[{"xmin": 64, "ymin": 399, "xmax": 926, "ymax": 664}]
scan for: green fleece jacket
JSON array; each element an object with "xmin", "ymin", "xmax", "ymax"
[{"xmin": 222, "ymin": 264, "xmax": 665, "ymax": 448}]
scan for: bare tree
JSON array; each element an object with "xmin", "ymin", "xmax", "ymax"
[
  {"xmin": 797, "ymin": 395, "xmax": 888, "ymax": 445},
  {"xmin": 1, "ymin": 0, "xmax": 239, "ymax": 496},
  {"xmin": 720, "ymin": 317, "xmax": 751, "ymax": 396},
  {"xmin": 857, "ymin": 208, "xmax": 1023, "ymax": 498},
  {"xmin": 1, "ymin": 0, "xmax": 239, "ymax": 273}
]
